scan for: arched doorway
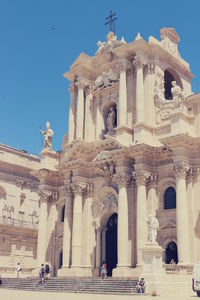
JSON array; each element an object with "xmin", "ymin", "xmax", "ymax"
[
  {"xmin": 165, "ymin": 241, "xmax": 178, "ymax": 264},
  {"xmin": 106, "ymin": 213, "xmax": 117, "ymax": 276}
]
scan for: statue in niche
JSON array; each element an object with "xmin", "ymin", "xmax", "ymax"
[
  {"xmin": 145, "ymin": 215, "xmax": 159, "ymax": 244},
  {"xmin": 106, "ymin": 107, "xmax": 116, "ymax": 136},
  {"xmin": 171, "ymin": 81, "xmax": 185, "ymax": 109},
  {"xmin": 40, "ymin": 121, "xmax": 54, "ymax": 151}
]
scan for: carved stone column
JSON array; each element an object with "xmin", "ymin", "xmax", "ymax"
[
  {"xmin": 68, "ymin": 83, "xmax": 76, "ymax": 142},
  {"xmin": 112, "ymin": 173, "xmax": 132, "ymax": 275},
  {"xmin": 134, "ymin": 56, "xmax": 145, "ymax": 123},
  {"xmin": 133, "ymin": 170, "xmax": 151, "ymax": 265},
  {"xmin": 147, "ymin": 173, "xmax": 158, "ymax": 217},
  {"xmin": 144, "ymin": 62, "xmax": 155, "ymax": 125},
  {"xmin": 85, "ymin": 85, "xmax": 94, "ymax": 140},
  {"xmin": 174, "ymin": 163, "xmax": 190, "ymax": 264},
  {"xmin": 76, "ymin": 78, "xmax": 85, "ymax": 139},
  {"xmin": 96, "ymin": 227, "xmax": 101, "ymax": 270},
  {"xmin": 118, "ymin": 58, "xmax": 129, "ymax": 127},
  {"xmin": 36, "ymin": 190, "xmax": 52, "ymax": 267},
  {"xmin": 71, "ymin": 182, "xmax": 88, "ymax": 269},
  {"xmin": 95, "ymin": 97, "xmax": 102, "ymax": 139},
  {"xmin": 62, "ymin": 186, "xmax": 72, "ymax": 268}
]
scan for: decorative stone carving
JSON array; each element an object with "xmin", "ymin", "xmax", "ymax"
[
  {"xmin": 145, "ymin": 215, "xmax": 159, "ymax": 244},
  {"xmin": 171, "ymin": 81, "xmax": 185, "ymax": 109},
  {"xmin": 96, "ymin": 40, "xmax": 106, "ymax": 54},
  {"xmin": 93, "ymin": 150, "xmax": 112, "ymax": 161},
  {"xmin": 96, "ymin": 162, "xmax": 115, "ymax": 182},
  {"xmin": 133, "ymin": 56, "xmax": 144, "ymax": 69},
  {"xmin": 94, "ymin": 69, "xmax": 118, "ymax": 90},
  {"xmin": 106, "ymin": 106, "xmax": 116, "ymax": 136},
  {"xmin": 118, "ymin": 58, "xmax": 131, "ymax": 73},
  {"xmin": 112, "ymin": 172, "xmax": 131, "ymax": 187},
  {"xmin": 20, "ymin": 193, "xmax": 26, "ymax": 205},
  {"xmin": 174, "ymin": 162, "xmax": 190, "ymax": 179},
  {"xmin": 102, "ymin": 192, "xmax": 118, "ymax": 210},
  {"xmin": 132, "ymin": 170, "xmax": 151, "ymax": 185},
  {"xmin": 70, "ymin": 182, "xmax": 89, "ymax": 195},
  {"xmin": 16, "ymin": 178, "xmax": 35, "ymax": 190},
  {"xmin": 40, "ymin": 121, "xmax": 54, "ymax": 151},
  {"xmin": 77, "ymin": 77, "xmax": 85, "ymax": 90},
  {"xmin": 39, "ymin": 190, "xmax": 58, "ymax": 203}
]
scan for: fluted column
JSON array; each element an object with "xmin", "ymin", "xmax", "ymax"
[
  {"xmin": 96, "ymin": 228, "xmax": 101, "ymax": 269},
  {"xmin": 174, "ymin": 163, "xmax": 190, "ymax": 264},
  {"xmin": 144, "ymin": 63, "xmax": 155, "ymax": 125},
  {"xmin": 147, "ymin": 173, "xmax": 158, "ymax": 217},
  {"xmin": 118, "ymin": 58, "xmax": 129, "ymax": 126},
  {"xmin": 85, "ymin": 85, "xmax": 94, "ymax": 140},
  {"xmin": 68, "ymin": 83, "xmax": 76, "ymax": 142},
  {"xmin": 36, "ymin": 190, "xmax": 52, "ymax": 266},
  {"xmin": 113, "ymin": 173, "xmax": 131, "ymax": 268},
  {"xmin": 71, "ymin": 182, "xmax": 87, "ymax": 267},
  {"xmin": 133, "ymin": 170, "xmax": 151, "ymax": 265},
  {"xmin": 76, "ymin": 78, "xmax": 85, "ymax": 139},
  {"xmin": 134, "ymin": 56, "xmax": 144, "ymax": 123},
  {"xmin": 62, "ymin": 186, "xmax": 72, "ymax": 268}
]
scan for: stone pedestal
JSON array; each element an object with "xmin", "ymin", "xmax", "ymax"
[
  {"xmin": 40, "ymin": 149, "xmax": 58, "ymax": 170},
  {"xmin": 141, "ymin": 243, "xmax": 165, "ymax": 295}
]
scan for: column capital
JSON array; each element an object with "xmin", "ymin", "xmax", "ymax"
[
  {"xmin": 174, "ymin": 162, "xmax": 190, "ymax": 179},
  {"xmin": 39, "ymin": 190, "xmax": 58, "ymax": 203},
  {"xmin": 132, "ymin": 170, "xmax": 151, "ymax": 186},
  {"xmin": 133, "ymin": 56, "xmax": 145, "ymax": 69},
  {"xmin": 70, "ymin": 182, "xmax": 89, "ymax": 196},
  {"xmin": 112, "ymin": 172, "xmax": 132, "ymax": 187},
  {"xmin": 85, "ymin": 84, "xmax": 92, "ymax": 96},
  {"xmin": 77, "ymin": 77, "xmax": 85, "ymax": 90},
  {"xmin": 148, "ymin": 172, "xmax": 158, "ymax": 188},
  {"xmin": 118, "ymin": 57, "xmax": 132, "ymax": 73},
  {"xmin": 68, "ymin": 82, "xmax": 77, "ymax": 94}
]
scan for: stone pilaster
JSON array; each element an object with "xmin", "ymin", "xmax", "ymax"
[
  {"xmin": 174, "ymin": 162, "xmax": 190, "ymax": 264},
  {"xmin": 112, "ymin": 172, "xmax": 132, "ymax": 276},
  {"xmin": 76, "ymin": 78, "xmax": 85, "ymax": 139},
  {"xmin": 133, "ymin": 170, "xmax": 151, "ymax": 265},
  {"xmin": 84, "ymin": 85, "xmax": 94, "ymax": 140},
  {"xmin": 68, "ymin": 83, "xmax": 76, "ymax": 143},
  {"xmin": 96, "ymin": 227, "xmax": 101, "ymax": 270},
  {"xmin": 144, "ymin": 62, "xmax": 155, "ymax": 125},
  {"xmin": 118, "ymin": 58, "xmax": 129, "ymax": 127},
  {"xmin": 95, "ymin": 97, "xmax": 102, "ymax": 139},
  {"xmin": 36, "ymin": 190, "xmax": 53, "ymax": 267},
  {"xmin": 134, "ymin": 56, "xmax": 145, "ymax": 124},
  {"xmin": 147, "ymin": 173, "xmax": 158, "ymax": 217}
]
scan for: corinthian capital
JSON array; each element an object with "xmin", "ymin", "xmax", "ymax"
[
  {"xmin": 39, "ymin": 190, "xmax": 54, "ymax": 202},
  {"xmin": 174, "ymin": 163, "xmax": 190, "ymax": 179},
  {"xmin": 132, "ymin": 170, "xmax": 151, "ymax": 185},
  {"xmin": 112, "ymin": 172, "xmax": 132, "ymax": 187},
  {"xmin": 133, "ymin": 56, "xmax": 145, "ymax": 69},
  {"xmin": 68, "ymin": 82, "xmax": 76, "ymax": 94},
  {"xmin": 77, "ymin": 77, "xmax": 85, "ymax": 90},
  {"xmin": 70, "ymin": 182, "xmax": 89, "ymax": 195},
  {"xmin": 118, "ymin": 58, "xmax": 131, "ymax": 73}
]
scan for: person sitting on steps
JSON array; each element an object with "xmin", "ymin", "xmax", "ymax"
[{"xmin": 136, "ymin": 277, "xmax": 146, "ymax": 293}]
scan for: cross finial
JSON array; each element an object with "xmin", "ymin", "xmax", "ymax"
[{"xmin": 105, "ymin": 10, "xmax": 117, "ymax": 33}]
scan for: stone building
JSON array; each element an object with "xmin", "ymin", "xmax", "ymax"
[{"xmin": 0, "ymin": 28, "xmax": 200, "ymax": 277}]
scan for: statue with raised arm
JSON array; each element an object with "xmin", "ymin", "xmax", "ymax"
[
  {"xmin": 106, "ymin": 107, "xmax": 116, "ymax": 136},
  {"xmin": 40, "ymin": 121, "xmax": 54, "ymax": 151},
  {"xmin": 171, "ymin": 81, "xmax": 184, "ymax": 109},
  {"xmin": 145, "ymin": 215, "xmax": 159, "ymax": 244}
]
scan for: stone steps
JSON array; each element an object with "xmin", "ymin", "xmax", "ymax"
[{"xmin": 0, "ymin": 277, "xmax": 138, "ymax": 295}]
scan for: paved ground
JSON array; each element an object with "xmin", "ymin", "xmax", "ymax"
[{"xmin": 0, "ymin": 289, "xmax": 198, "ymax": 300}]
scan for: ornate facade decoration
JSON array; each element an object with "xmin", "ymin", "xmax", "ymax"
[
  {"xmin": 132, "ymin": 170, "xmax": 151, "ymax": 185},
  {"xmin": 40, "ymin": 121, "xmax": 54, "ymax": 151},
  {"xmin": 112, "ymin": 172, "xmax": 132, "ymax": 187},
  {"xmin": 94, "ymin": 69, "xmax": 118, "ymax": 90},
  {"xmin": 145, "ymin": 215, "xmax": 159, "ymax": 244}
]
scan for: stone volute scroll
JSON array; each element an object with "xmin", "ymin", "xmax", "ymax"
[
  {"xmin": 40, "ymin": 121, "xmax": 54, "ymax": 151},
  {"xmin": 145, "ymin": 215, "xmax": 159, "ymax": 244}
]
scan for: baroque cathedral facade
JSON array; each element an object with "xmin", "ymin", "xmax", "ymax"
[{"xmin": 0, "ymin": 28, "xmax": 200, "ymax": 277}]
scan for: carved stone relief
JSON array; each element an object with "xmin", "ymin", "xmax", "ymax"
[{"xmin": 94, "ymin": 69, "xmax": 118, "ymax": 90}]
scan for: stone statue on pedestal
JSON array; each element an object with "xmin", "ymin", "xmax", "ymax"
[
  {"xmin": 106, "ymin": 107, "xmax": 116, "ymax": 136},
  {"xmin": 145, "ymin": 215, "xmax": 159, "ymax": 244},
  {"xmin": 40, "ymin": 121, "xmax": 54, "ymax": 151}
]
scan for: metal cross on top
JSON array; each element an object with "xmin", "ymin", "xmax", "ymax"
[{"xmin": 105, "ymin": 10, "xmax": 117, "ymax": 33}]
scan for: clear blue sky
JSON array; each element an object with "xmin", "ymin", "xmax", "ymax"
[{"xmin": 0, "ymin": 0, "xmax": 200, "ymax": 155}]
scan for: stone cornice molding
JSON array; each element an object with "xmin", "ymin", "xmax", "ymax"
[
  {"xmin": 112, "ymin": 172, "xmax": 132, "ymax": 187},
  {"xmin": 132, "ymin": 170, "xmax": 151, "ymax": 186},
  {"xmin": 174, "ymin": 162, "xmax": 190, "ymax": 179}
]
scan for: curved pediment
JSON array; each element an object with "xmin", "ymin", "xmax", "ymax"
[{"xmin": 65, "ymin": 137, "xmax": 122, "ymax": 162}]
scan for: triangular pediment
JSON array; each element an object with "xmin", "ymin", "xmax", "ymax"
[{"xmin": 160, "ymin": 220, "xmax": 176, "ymax": 230}]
